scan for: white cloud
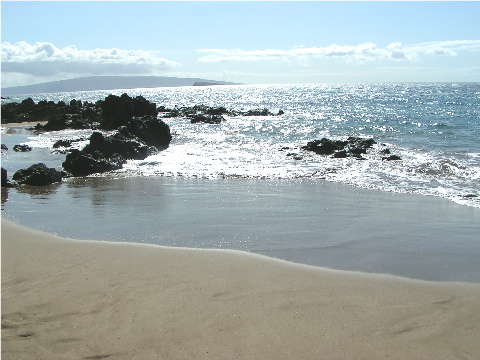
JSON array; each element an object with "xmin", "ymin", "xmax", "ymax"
[
  {"xmin": 198, "ymin": 40, "xmax": 479, "ymax": 64},
  {"xmin": 197, "ymin": 48, "xmax": 289, "ymax": 63},
  {"xmin": 198, "ymin": 42, "xmax": 413, "ymax": 63},
  {"xmin": 425, "ymin": 48, "xmax": 457, "ymax": 56},
  {"xmin": 166, "ymin": 70, "xmax": 260, "ymax": 80},
  {"xmin": 409, "ymin": 40, "xmax": 480, "ymax": 52},
  {"xmin": 1, "ymin": 41, "xmax": 181, "ymax": 79},
  {"xmin": 402, "ymin": 40, "xmax": 480, "ymax": 58}
]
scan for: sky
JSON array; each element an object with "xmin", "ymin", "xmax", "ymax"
[{"xmin": 1, "ymin": 1, "xmax": 480, "ymax": 87}]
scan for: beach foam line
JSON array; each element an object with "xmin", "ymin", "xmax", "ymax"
[{"xmin": 2, "ymin": 217, "xmax": 480, "ymax": 360}]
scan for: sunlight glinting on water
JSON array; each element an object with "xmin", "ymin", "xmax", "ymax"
[{"xmin": 12, "ymin": 83, "xmax": 480, "ymax": 207}]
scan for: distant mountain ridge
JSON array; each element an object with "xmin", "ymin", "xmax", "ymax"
[{"xmin": 1, "ymin": 76, "xmax": 242, "ymax": 96}]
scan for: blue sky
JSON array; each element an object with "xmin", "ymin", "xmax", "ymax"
[{"xmin": 2, "ymin": 1, "xmax": 480, "ymax": 87}]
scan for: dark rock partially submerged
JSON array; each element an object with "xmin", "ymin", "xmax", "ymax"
[
  {"xmin": 125, "ymin": 116, "xmax": 172, "ymax": 148},
  {"xmin": 13, "ymin": 144, "xmax": 32, "ymax": 152},
  {"xmin": 243, "ymin": 108, "xmax": 276, "ymax": 116},
  {"xmin": 301, "ymin": 136, "xmax": 403, "ymax": 161},
  {"xmin": 63, "ymin": 115, "xmax": 171, "ymax": 176},
  {"xmin": 12, "ymin": 163, "xmax": 64, "ymax": 186},
  {"xmin": 53, "ymin": 139, "xmax": 76, "ymax": 148},
  {"xmin": 157, "ymin": 104, "xmax": 285, "ymax": 122},
  {"xmin": 1, "ymin": 168, "xmax": 17, "ymax": 188},
  {"xmin": 302, "ymin": 138, "xmax": 347, "ymax": 156},
  {"xmin": 382, "ymin": 155, "xmax": 402, "ymax": 161},
  {"xmin": 42, "ymin": 116, "xmax": 68, "ymax": 131},
  {"xmin": 1, "ymin": 97, "xmax": 102, "ymax": 129},
  {"xmin": 3, "ymin": 94, "xmax": 290, "ymax": 180},
  {"xmin": 63, "ymin": 131, "xmax": 152, "ymax": 177},
  {"xmin": 189, "ymin": 114, "xmax": 224, "ymax": 124},
  {"xmin": 302, "ymin": 137, "xmax": 377, "ymax": 158},
  {"xmin": 63, "ymin": 148, "xmax": 127, "ymax": 177},
  {"xmin": 100, "ymin": 94, "xmax": 157, "ymax": 130},
  {"xmin": 3, "ymin": 94, "xmax": 173, "ymax": 179}
]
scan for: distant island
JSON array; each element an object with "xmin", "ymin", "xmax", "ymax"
[{"xmin": 1, "ymin": 76, "xmax": 242, "ymax": 96}]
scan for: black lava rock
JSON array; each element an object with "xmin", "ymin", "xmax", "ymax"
[
  {"xmin": 125, "ymin": 116, "xmax": 172, "ymax": 148},
  {"xmin": 382, "ymin": 155, "xmax": 402, "ymax": 161},
  {"xmin": 1, "ymin": 98, "xmax": 102, "ymax": 126},
  {"xmin": 62, "ymin": 130, "xmax": 159, "ymax": 177},
  {"xmin": 302, "ymin": 137, "xmax": 377, "ymax": 158},
  {"xmin": 302, "ymin": 138, "xmax": 348, "ymax": 156},
  {"xmin": 53, "ymin": 139, "xmax": 74, "ymax": 148},
  {"xmin": 243, "ymin": 108, "xmax": 275, "ymax": 116},
  {"xmin": 43, "ymin": 116, "xmax": 67, "ymax": 131},
  {"xmin": 12, "ymin": 163, "xmax": 64, "ymax": 186},
  {"xmin": 189, "ymin": 114, "xmax": 224, "ymax": 124},
  {"xmin": 13, "ymin": 144, "xmax": 32, "ymax": 152},
  {"xmin": 100, "ymin": 94, "xmax": 157, "ymax": 130},
  {"xmin": 1, "ymin": 168, "xmax": 17, "ymax": 188},
  {"xmin": 63, "ymin": 149, "xmax": 126, "ymax": 177}
]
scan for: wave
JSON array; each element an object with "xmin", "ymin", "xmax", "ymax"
[{"xmin": 11, "ymin": 83, "xmax": 480, "ymax": 208}]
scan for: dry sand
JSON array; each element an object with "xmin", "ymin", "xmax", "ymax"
[{"xmin": 2, "ymin": 217, "xmax": 480, "ymax": 360}]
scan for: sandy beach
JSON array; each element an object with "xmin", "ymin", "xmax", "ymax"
[
  {"xmin": 1, "ymin": 121, "xmax": 48, "ymax": 128},
  {"xmin": 2, "ymin": 217, "xmax": 480, "ymax": 359}
]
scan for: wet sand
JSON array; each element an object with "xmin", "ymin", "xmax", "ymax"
[
  {"xmin": 3, "ymin": 176, "xmax": 480, "ymax": 282},
  {"xmin": 2, "ymin": 217, "xmax": 480, "ymax": 359}
]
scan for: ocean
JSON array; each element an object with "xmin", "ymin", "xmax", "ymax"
[{"xmin": 2, "ymin": 83, "xmax": 480, "ymax": 281}]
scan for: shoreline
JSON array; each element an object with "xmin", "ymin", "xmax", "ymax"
[
  {"xmin": 2, "ymin": 217, "xmax": 480, "ymax": 359},
  {"xmin": 3, "ymin": 175, "xmax": 480, "ymax": 282},
  {"xmin": 1, "ymin": 120, "xmax": 48, "ymax": 129}
]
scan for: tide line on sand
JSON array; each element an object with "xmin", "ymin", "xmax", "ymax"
[{"xmin": 2, "ymin": 217, "xmax": 480, "ymax": 360}]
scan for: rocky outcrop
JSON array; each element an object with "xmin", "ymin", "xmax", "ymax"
[
  {"xmin": 63, "ymin": 131, "xmax": 154, "ymax": 177},
  {"xmin": 242, "ymin": 108, "xmax": 275, "ymax": 116},
  {"xmin": 125, "ymin": 116, "xmax": 172, "ymax": 148},
  {"xmin": 302, "ymin": 138, "xmax": 346, "ymax": 156},
  {"xmin": 302, "ymin": 137, "xmax": 376, "ymax": 158},
  {"xmin": 12, "ymin": 163, "xmax": 64, "ymax": 186},
  {"xmin": 3, "ymin": 94, "xmax": 283, "ymax": 129},
  {"xmin": 382, "ymin": 155, "xmax": 402, "ymax": 161},
  {"xmin": 42, "ymin": 116, "xmax": 68, "ymax": 131},
  {"xmin": 3, "ymin": 94, "xmax": 172, "ymax": 179},
  {"xmin": 13, "ymin": 144, "xmax": 32, "ymax": 152},
  {"xmin": 1, "ymin": 167, "xmax": 9, "ymax": 185},
  {"xmin": 100, "ymin": 94, "xmax": 157, "ymax": 130},
  {"xmin": 189, "ymin": 114, "xmax": 224, "ymax": 124},
  {"xmin": 1, "ymin": 168, "xmax": 17, "ymax": 188},
  {"xmin": 157, "ymin": 104, "xmax": 284, "ymax": 122},
  {"xmin": 1, "ymin": 97, "xmax": 102, "ymax": 128},
  {"xmin": 62, "ymin": 114, "xmax": 171, "ymax": 176},
  {"xmin": 53, "ymin": 139, "xmax": 76, "ymax": 148},
  {"xmin": 63, "ymin": 148, "xmax": 127, "ymax": 177},
  {"xmin": 301, "ymin": 137, "xmax": 403, "ymax": 161}
]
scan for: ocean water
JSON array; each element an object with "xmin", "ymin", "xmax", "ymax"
[
  {"xmin": 2, "ymin": 176, "xmax": 480, "ymax": 282},
  {"xmin": 2, "ymin": 83, "xmax": 480, "ymax": 281},
  {"xmin": 3, "ymin": 83, "xmax": 479, "ymax": 207}
]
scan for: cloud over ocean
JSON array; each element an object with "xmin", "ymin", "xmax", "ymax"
[{"xmin": 1, "ymin": 42, "xmax": 181, "ymax": 87}]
